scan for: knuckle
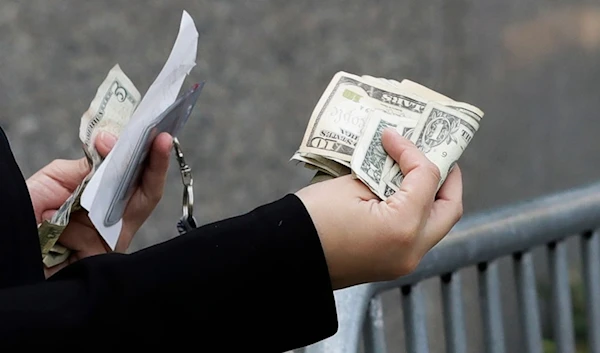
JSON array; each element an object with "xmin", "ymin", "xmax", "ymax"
[
  {"xmin": 425, "ymin": 160, "xmax": 442, "ymax": 183},
  {"xmin": 78, "ymin": 157, "xmax": 90, "ymax": 170}
]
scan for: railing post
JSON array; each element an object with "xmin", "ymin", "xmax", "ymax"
[
  {"xmin": 441, "ymin": 272, "xmax": 467, "ymax": 353},
  {"xmin": 304, "ymin": 284, "xmax": 373, "ymax": 353},
  {"xmin": 581, "ymin": 230, "xmax": 600, "ymax": 353},
  {"xmin": 300, "ymin": 182, "xmax": 600, "ymax": 353},
  {"xmin": 514, "ymin": 251, "xmax": 543, "ymax": 353},
  {"xmin": 402, "ymin": 283, "xmax": 430, "ymax": 353},
  {"xmin": 363, "ymin": 295, "xmax": 387, "ymax": 353},
  {"xmin": 547, "ymin": 240, "xmax": 576, "ymax": 353},
  {"xmin": 478, "ymin": 261, "xmax": 506, "ymax": 353}
]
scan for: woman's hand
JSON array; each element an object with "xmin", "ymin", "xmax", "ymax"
[
  {"xmin": 27, "ymin": 132, "xmax": 173, "ymax": 276},
  {"xmin": 295, "ymin": 129, "xmax": 463, "ymax": 290}
]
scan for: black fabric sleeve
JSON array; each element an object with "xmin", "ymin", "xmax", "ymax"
[
  {"xmin": 0, "ymin": 194, "xmax": 338, "ymax": 351},
  {"xmin": 0, "ymin": 127, "xmax": 45, "ymax": 288}
]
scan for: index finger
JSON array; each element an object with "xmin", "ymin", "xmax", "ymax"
[
  {"xmin": 422, "ymin": 165, "xmax": 463, "ymax": 250},
  {"xmin": 381, "ymin": 129, "xmax": 441, "ymax": 209}
]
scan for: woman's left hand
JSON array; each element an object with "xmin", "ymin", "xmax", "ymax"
[{"xmin": 27, "ymin": 131, "xmax": 173, "ymax": 277}]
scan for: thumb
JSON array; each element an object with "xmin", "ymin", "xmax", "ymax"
[
  {"xmin": 45, "ymin": 157, "xmax": 92, "ymax": 190},
  {"xmin": 381, "ymin": 128, "xmax": 418, "ymax": 166},
  {"xmin": 381, "ymin": 128, "xmax": 440, "ymax": 207},
  {"xmin": 94, "ymin": 131, "xmax": 118, "ymax": 158},
  {"xmin": 41, "ymin": 209, "xmax": 57, "ymax": 222}
]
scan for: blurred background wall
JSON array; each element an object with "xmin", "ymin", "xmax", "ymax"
[{"xmin": 1, "ymin": 1, "xmax": 599, "ymax": 351}]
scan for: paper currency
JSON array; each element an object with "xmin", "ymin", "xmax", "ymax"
[
  {"xmin": 290, "ymin": 151, "xmax": 350, "ymax": 177},
  {"xmin": 383, "ymin": 102, "xmax": 479, "ymax": 196},
  {"xmin": 293, "ymin": 72, "xmax": 484, "ymax": 200},
  {"xmin": 40, "ymin": 10, "xmax": 198, "ymax": 267},
  {"xmin": 81, "ymin": 10, "xmax": 198, "ymax": 249},
  {"xmin": 79, "ymin": 64, "xmax": 142, "ymax": 173},
  {"xmin": 291, "ymin": 71, "xmax": 428, "ymax": 173},
  {"xmin": 351, "ymin": 111, "xmax": 398, "ymax": 195},
  {"xmin": 39, "ymin": 64, "xmax": 140, "ymax": 267}
]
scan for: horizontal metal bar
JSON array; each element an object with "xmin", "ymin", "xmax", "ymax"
[
  {"xmin": 478, "ymin": 262, "xmax": 505, "ymax": 353},
  {"xmin": 547, "ymin": 241, "xmax": 575, "ymax": 353},
  {"xmin": 581, "ymin": 230, "xmax": 600, "ymax": 353},
  {"xmin": 441, "ymin": 272, "xmax": 467, "ymax": 353},
  {"xmin": 305, "ymin": 182, "xmax": 600, "ymax": 352},
  {"xmin": 514, "ymin": 252, "xmax": 543, "ymax": 353},
  {"xmin": 373, "ymin": 181, "xmax": 600, "ymax": 292}
]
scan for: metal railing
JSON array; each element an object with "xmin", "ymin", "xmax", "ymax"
[{"xmin": 303, "ymin": 181, "xmax": 600, "ymax": 353}]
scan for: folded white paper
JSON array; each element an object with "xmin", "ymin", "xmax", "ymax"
[{"xmin": 81, "ymin": 10, "xmax": 199, "ymax": 249}]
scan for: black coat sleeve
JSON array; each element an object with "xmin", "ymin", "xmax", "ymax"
[
  {"xmin": 0, "ymin": 128, "xmax": 45, "ymax": 288},
  {"xmin": 0, "ymin": 194, "xmax": 338, "ymax": 350},
  {"xmin": 0, "ymin": 128, "xmax": 338, "ymax": 351}
]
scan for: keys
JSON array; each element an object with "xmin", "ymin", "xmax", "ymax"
[{"xmin": 173, "ymin": 137, "xmax": 198, "ymax": 234}]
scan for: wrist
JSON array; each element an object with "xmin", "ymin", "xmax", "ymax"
[{"xmin": 295, "ymin": 187, "xmax": 346, "ymax": 290}]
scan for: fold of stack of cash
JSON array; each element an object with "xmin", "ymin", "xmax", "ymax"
[
  {"xmin": 291, "ymin": 71, "xmax": 483, "ymax": 200},
  {"xmin": 38, "ymin": 64, "xmax": 140, "ymax": 267}
]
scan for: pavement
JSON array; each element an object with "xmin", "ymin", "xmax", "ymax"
[{"xmin": 1, "ymin": 1, "xmax": 600, "ymax": 351}]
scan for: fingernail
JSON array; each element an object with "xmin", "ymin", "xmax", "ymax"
[{"xmin": 99, "ymin": 131, "xmax": 118, "ymax": 149}]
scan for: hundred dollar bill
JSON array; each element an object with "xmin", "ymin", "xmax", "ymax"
[
  {"xmin": 40, "ymin": 64, "xmax": 141, "ymax": 267},
  {"xmin": 383, "ymin": 102, "xmax": 480, "ymax": 197}
]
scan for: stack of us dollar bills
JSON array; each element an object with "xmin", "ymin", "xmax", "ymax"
[{"xmin": 291, "ymin": 71, "xmax": 483, "ymax": 200}]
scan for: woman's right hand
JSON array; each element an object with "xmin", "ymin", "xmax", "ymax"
[{"xmin": 295, "ymin": 129, "xmax": 463, "ymax": 290}]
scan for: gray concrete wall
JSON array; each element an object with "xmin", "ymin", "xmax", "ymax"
[{"xmin": 1, "ymin": 1, "xmax": 599, "ymax": 351}]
